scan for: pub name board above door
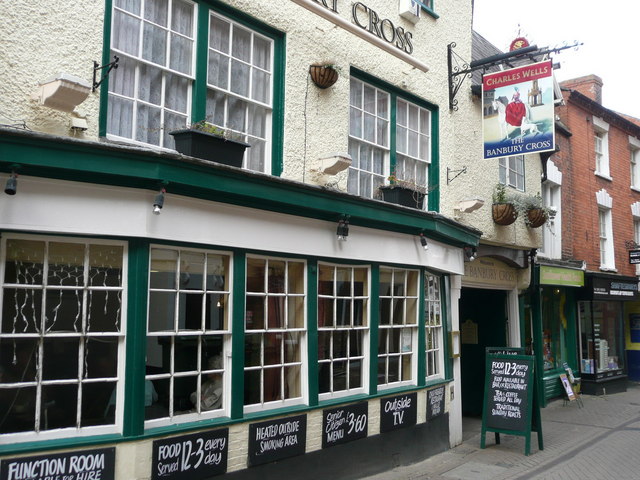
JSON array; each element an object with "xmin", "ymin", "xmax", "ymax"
[{"xmin": 291, "ymin": 0, "xmax": 428, "ymax": 71}]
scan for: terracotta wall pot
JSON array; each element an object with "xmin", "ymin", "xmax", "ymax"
[
  {"xmin": 526, "ymin": 208, "xmax": 547, "ymax": 228},
  {"xmin": 492, "ymin": 203, "xmax": 517, "ymax": 225},
  {"xmin": 309, "ymin": 65, "xmax": 339, "ymax": 89}
]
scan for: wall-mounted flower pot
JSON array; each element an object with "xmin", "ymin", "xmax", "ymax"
[
  {"xmin": 492, "ymin": 203, "xmax": 517, "ymax": 225},
  {"xmin": 380, "ymin": 186, "xmax": 425, "ymax": 209},
  {"xmin": 526, "ymin": 208, "xmax": 547, "ymax": 228},
  {"xmin": 309, "ymin": 64, "xmax": 339, "ymax": 89},
  {"xmin": 170, "ymin": 129, "xmax": 250, "ymax": 168}
]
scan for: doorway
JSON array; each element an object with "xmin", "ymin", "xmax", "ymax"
[{"xmin": 459, "ymin": 287, "xmax": 508, "ymax": 416}]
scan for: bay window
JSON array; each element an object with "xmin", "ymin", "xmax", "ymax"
[
  {"xmin": 0, "ymin": 236, "xmax": 126, "ymax": 439},
  {"xmin": 145, "ymin": 247, "xmax": 231, "ymax": 424},
  {"xmin": 244, "ymin": 257, "xmax": 306, "ymax": 411},
  {"xmin": 318, "ymin": 264, "xmax": 369, "ymax": 398}
]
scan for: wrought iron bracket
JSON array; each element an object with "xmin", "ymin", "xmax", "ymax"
[
  {"xmin": 93, "ymin": 55, "xmax": 119, "ymax": 92},
  {"xmin": 447, "ymin": 41, "xmax": 582, "ymax": 111},
  {"xmin": 446, "ymin": 166, "xmax": 467, "ymax": 185}
]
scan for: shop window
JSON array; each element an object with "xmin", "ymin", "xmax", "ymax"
[
  {"xmin": 0, "ymin": 236, "xmax": 126, "ymax": 441},
  {"xmin": 578, "ymin": 301, "xmax": 625, "ymax": 375},
  {"xmin": 108, "ymin": 0, "xmax": 276, "ymax": 173},
  {"xmin": 499, "ymin": 155, "xmax": 525, "ymax": 191},
  {"xmin": 318, "ymin": 264, "xmax": 369, "ymax": 399},
  {"xmin": 244, "ymin": 257, "xmax": 306, "ymax": 412},
  {"xmin": 424, "ymin": 271, "xmax": 443, "ymax": 380},
  {"xmin": 377, "ymin": 268, "xmax": 419, "ymax": 389},
  {"xmin": 348, "ymin": 76, "xmax": 432, "ymax": 205},
  {"xmin": 145, "ymin": 247, "xmax": 231, "ymax": 425},
  {"xmin": 541, "ymin": 288, "xmax": 568, "ymax": 371}
]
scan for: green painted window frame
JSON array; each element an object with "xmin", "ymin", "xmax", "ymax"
[
  {"xmin": 416, "ymin": 0, "xmax": 439, "ymax": 19},
  {"xmin": 350, "ymin": 68, "xmax": 440, "ymax": 212},
  {"xmin": 99, "ymin": 0, "xmax": 285, "ymax": 177}
]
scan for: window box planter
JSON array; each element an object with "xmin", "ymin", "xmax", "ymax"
[
  {"xmin": 492, "ymin": 203, "xmax": 517, "ymax": 225},
  {"xmin": 526, "ymin": 207, "xmax": 547, "ymax": 228},
  {"xmin": 379, "ymin": 185, "xmax": 425, "ymax": 209},
  {"xmin": 170, "ymin": 129, "xmax": 250, "ymax": 168}
]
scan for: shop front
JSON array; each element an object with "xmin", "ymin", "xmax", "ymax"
[
  {"xmin": 626, "ymin": 303, "xmax": 640, "ymax": 381},
  {"xmin": 527, "ymin": 263, "xmax": 583, "ymax": 405},
  {"xmin": 577, "ymin": 273, "xmax": 638, "ymax": 395}
]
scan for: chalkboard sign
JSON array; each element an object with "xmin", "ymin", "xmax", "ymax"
[
  {"xmin": 152, "ymin": 428, "xmax": 228, "ymax": 480},
  {"xmin": 481, "ymin": 353, "xmax": 543, "ymax": 455},
  {"xmin": 0, "ymin": 447, "xmax": 115, "ymax": 480},
  {"xmin": 248, "ymin": 415, "xmax": 307, "ymax": 466},
  {"xmin": 380, "ymin": 392, "xmax": 417, "ymax": 432},
  {"xmin": 426, "ymin": 385, "xmax": 446, "ymax": 420},
  {"xmin": 322, "ymin": 402, "xmax": 368, "ymax": 448}
]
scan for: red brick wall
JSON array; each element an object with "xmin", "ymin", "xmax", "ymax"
[{"xmin": 555, "ymin": 89, "xmax": 640, "ymax": 276}]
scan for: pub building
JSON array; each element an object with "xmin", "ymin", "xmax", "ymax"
[{"xmin": 0, "ymin": 0, "xmax": 483, "ymax": 479}]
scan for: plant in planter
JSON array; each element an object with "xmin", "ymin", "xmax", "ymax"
[
  {"xmin": 492, "ymin": 183, "xmax": 518, "ymax": 226},
  {"xmin": 309, "ymin": 63, "xmax": 341, "ymax": 89},
  {"xmin": 511, "ymin": 192, "xmax": 552, "ymax": 228},
  {"xmin": 378, "ymin": 174, "xmax": 427, "ymax": 209},
  {"xmin": 169, "ymin": 120, "xmax": 250, "ymax": 167}
]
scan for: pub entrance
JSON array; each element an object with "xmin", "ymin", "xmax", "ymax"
[{"xmin": 459, "ymin": 287, "xmax": 508, "ymax": 416}]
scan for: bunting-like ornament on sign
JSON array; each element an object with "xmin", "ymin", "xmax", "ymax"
[{"xmin": 482, "ymin": 60, "xmax": 555, "ymax": 159}]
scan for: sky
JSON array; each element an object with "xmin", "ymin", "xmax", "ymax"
[{"xmin": 473, "ymin": 0, "xmax": 640, "ymax": 118}]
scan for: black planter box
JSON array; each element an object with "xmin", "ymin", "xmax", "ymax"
[
  {"xmin": 380, "ymin": 186, "xmax": 425, "ymax": 209},
  {"xmin": 170, "ymin": 129, "xmax": 250, "ymax": 168}
]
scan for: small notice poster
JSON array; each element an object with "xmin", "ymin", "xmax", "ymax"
[
  {"xmin": 322, "ymin": 402, "xmax": 368, "ymax": 448},
  {"xmin": 248, "ymin": 415, "xmax": 307, "ymax": 467},
  {"xmin": 152, "ymin": 428, "xmax": 228, "ymax": 480},
  {"xmin": 0, "ymin": 447, "xmax": 115, "ymax": 480},
  {"xmin": 426, "ymin": 386, "xmax": 446, "ymax": 420},
  {"xmin": 380, "ymin": 392, "xmax": 417, "ymax": 432},
  {"xmin": 559, "ymin": 373, "xmax": 577, "ymax": 401}
]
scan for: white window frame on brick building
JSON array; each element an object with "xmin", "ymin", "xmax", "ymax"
[
  {"xmin": 632, "ymin": 202, "xmax": 640, "ymax": 275},
  {"xmin": 630, "ymin": 136, "xmax": 640, "ymax": 190},
  {"xmin": 541, "ymin": 160, "xmax": 562, "ymax": 259},
  {"xmin": 593, "ymin": 116, "xmax": 610, "ymax": 179},
  {"xmin": 499, "ymin": 155, "xmax": 525, "ymax": 191},
  {"xmin": 596, "ymin": 189, "xmax": 615, "ymax": 271}
]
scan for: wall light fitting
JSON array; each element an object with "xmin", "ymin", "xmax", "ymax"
[
  {"xmin": 419, "ymin": 233, "xmax": 428, "ymax": 251},
  {"xmin": 464, "ymin": 246, "xmax": 477, "ymax": 261},
  {"xmin": 153, "ymin": 188, "xmax": 166, "ymax": 215},
  {"xmin": 337, "ymin": 216, "xmax": 350, "ymax": 241},
  {"xmin": 4, "ymin": 172, "xmax": 17, "ymax": 195}
]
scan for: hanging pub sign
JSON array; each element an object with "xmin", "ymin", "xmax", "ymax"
[
  {"xmin": 151, "ymin": 428, "xmax": 228, "ymax": 480},
  {"xmin": 482, "ymin": 60, "xmax": 555, "ymax": 159},
  {"xmin": 248, "ymin": 415, "xmax": 307, "ymax": 467},
  {"xmin": 426, "ymin": 386, "xmax": 446, "ymax": 420},
  {"xmin": 380, "ymin": 392, "xmax": 417, "ymax": 432},
  {"xmin": 322, "ymin": 402, "xmax": 368, "ymax": 448},
  {"xmin": 0, "ymin": 447, "xmax": 115, "ymax": 480}
]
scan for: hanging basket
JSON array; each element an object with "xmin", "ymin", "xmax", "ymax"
[
  {"xmin": 492, "ymin": 203, "xmax": 517, "ymax": 226},
  {"xmin": 309, "ymin": 64, "xmax": 339, "ymax": 89},
  {"xmin": 526, "ymin": 208, "xmax": 547, "ymax": 228}
]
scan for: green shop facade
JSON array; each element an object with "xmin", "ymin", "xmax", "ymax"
[
  {"xmin": 526, "ymin": 261, "xmax": 584, "ymax": 406},
  {"xmin": 0, "ymin": 128, "xmax": 480, "ymax": 479}
]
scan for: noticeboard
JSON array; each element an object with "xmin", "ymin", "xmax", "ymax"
[
  {"xmin": 322, "ymin": 402, "xmax": 368, "ymax": 448},
  {"xmin": 480, "ymin": 352, "xmax": 543, "ymax": 455},
  {"xmin": 248, "ymin": 415, "xmax": 307, "ymax": 467},
  {"xmin": 151, "ymin": 428, "xmax": 228, "ymax": 480},
  {"xmin": 426, "ymin": 386, "xmax": 446, "ymax": 421},
  {"xmin": 380, "ymin": 392, "xmax": 417, "ymax": 432}
]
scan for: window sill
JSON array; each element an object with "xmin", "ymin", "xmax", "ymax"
[
  {"xmin": 595, "ymin": 172, "xmax": 612, "ymax": 181},
  {"xmin": 631, "ymin": 186, "xmax": 640, "ymax": 193},
  {"xmin": 599, "ymin": 266, "xmax": 617, "ymax": 273}
]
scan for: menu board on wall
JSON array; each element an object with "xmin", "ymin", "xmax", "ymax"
[
  {"xmin": 480, "ymin": 353, "xmax": 543, "ymax": 455},
  {"xmin": 380, "ymin": 392, "xmax": 417, "ymax": 433},
  {"xmin": 151, "ymin": 428, "xmax": 228, "ymax": 480},
  {"xmin": 248, "ymin": 415, "xmax": 307, "ymax": 467},
  {"xmin": 426, "ymin": 386, "xmax": 445, "ymax": 421},
  {"xmin": 322, "ymin": 402, "xmax": 368, "ymax": 448},
  {"xmin": 0, "ymin": 447, "xmax": 115, "ymax": 480}
]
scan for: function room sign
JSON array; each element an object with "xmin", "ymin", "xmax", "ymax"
[
  {"xmin": 482, "ymin": 60, "xmax": 555, "ymax": 159},
  {"xmin": 0, "ymin": 448, "xmax": 115, "ymax": 480}
]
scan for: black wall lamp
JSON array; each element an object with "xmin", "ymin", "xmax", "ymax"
[
  {"xmin": 419, "ymin": 233, "xmax": 428, "ymax": 251},
  {"xmin": 153, "ymin": 188, "xmax": 166, "ymax": 215},
  {"xmin": 337, "ymin": 215, "xmax": 350, "ymax": 241},
  {"xmin": 464, "ymin": 246, "xmax": 477, "ymax": 261},
  {"xmin": 4, "ymin": 172, "xmax": 17, "ymax": 195}
]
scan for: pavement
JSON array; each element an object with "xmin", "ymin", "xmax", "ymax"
[{"xmin": 362, "ymin": 382, "xmax": 640, "ymax": 480}]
